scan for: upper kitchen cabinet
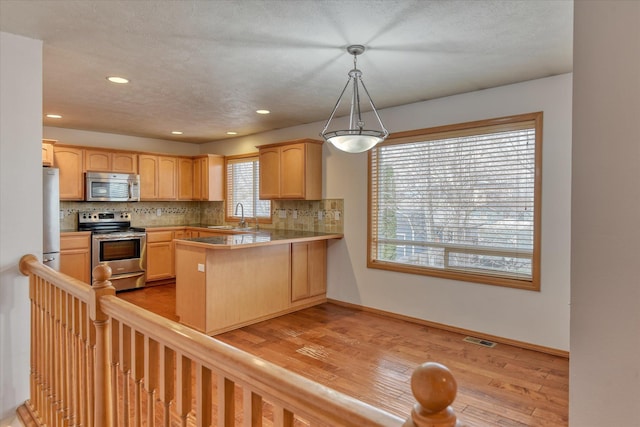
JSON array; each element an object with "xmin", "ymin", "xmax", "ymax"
[
  {"xmin": 42, "ymin": 139, "xmax": 56, "ymax": 167},
  {"xmin": 53, "ymin": 145, "xmax": 84, "ymax": 200},
  {"xmin": 139, "ymin": 154, "xmax": 178, "ymax": 200},
  {"xmin": 85, "ymin": 149, "xmax": 138, "ymax": 174},
  {"xmin": 193, "ymin": 154, "xmax": 224, "ymax": 201},
  {"xmin": 178, "ymin": 158, "xmax": 194, "ymax": 200},
  {"xmin": 259, "ymin": 139, "xmax": 323, "ymax": 200}
]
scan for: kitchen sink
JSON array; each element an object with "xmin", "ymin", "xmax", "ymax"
[{"xmin": 207, "ymin": 225, "xmax": 256, "ymax": 233}]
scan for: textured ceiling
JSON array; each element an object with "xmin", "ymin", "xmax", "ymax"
[{"xmin": 0, "ymin": 0, "xmax": 573, "ymax": 144}]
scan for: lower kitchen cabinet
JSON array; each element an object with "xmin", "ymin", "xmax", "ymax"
[
  {"xmin": 146, "ymin": 230, "xmax": 176, "ymax": 281},
  {"xmin": 291, "ymin": 240, "xmax": 327, "ymax": 302},
  {"xmin": 60, "ymin": 232, "xmax": 91, "ymax": 283}
]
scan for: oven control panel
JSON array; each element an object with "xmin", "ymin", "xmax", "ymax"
[{"xmin": 79, "ymin": 211, "xmax": 131, "ymax": 223}]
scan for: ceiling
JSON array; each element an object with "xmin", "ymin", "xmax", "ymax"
[{"xmin": 0, "ymin": 0, "xmax": 573, "ymax": 144}]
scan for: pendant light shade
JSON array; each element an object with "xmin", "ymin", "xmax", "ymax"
[{"xmin": 320, "ymin": 45, "xmax": 388, "ymax": 153}]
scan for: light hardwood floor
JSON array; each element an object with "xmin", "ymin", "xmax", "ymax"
[{"xmin": 119, "ymin": 284, "xmax": 568, "ymax": 426}]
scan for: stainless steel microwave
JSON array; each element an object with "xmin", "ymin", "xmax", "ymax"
[{"xmin": 85, "ymin": 171, "xmax": 140, "ymax": 202}]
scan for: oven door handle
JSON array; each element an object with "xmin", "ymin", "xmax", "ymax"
[
  {"xmin": 94, "ymin": 234, "xmax": 145, "ymax": 241},
  {"xmin": 108, "ymin": 271, "xmax": 145, "ymax": 280}
]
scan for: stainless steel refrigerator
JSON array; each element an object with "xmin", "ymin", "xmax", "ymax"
[{"xmin": 43, "ymin": 167, "xmax": 60, "ymax": 270}]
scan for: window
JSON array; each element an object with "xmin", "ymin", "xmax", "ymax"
[
  {"xmin": 368, "ymin": 112, "xmax": 542, "ymax": 290},
  {"xmin": 225, "ymin": 154, "xmax": 271, "ymax": 223}
]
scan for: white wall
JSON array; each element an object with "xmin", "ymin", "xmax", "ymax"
[
  {"xmin": 0, "ymin": 32, "xmax": 42, "ymax": 421},
  {"xmin": 570, "ymin": 1, "xmax": 640, "ymax": 425},
  {"xmin": 43, "ymin": 126, "xmax": 201, "ymax": 156},
  {"xmin": 205, "ymin": 73, "xmax": 573, "ymax": 351}
]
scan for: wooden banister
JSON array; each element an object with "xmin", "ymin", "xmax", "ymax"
[{"xmin": 18, "ymin": 253, "xmax": 466, "ymax": 427}]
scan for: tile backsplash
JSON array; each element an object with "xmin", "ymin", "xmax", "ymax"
[{"xmin": 60, "ymin": 199, "xmax": 343, "ymax": 233}]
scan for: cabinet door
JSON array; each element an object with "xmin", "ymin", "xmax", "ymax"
[
  {"xmin": 178, "ymin": 158, "xmax": 194, "ymax": 200},
  {"xmin": 158, "ymin": 156, "xmax": 178, "ymax": 200},
  {"xmin": 42, "ymin": 142, "xmax": 54, "ymax": 166},
  {"xmin": 139, "ymin": 155, "xmax": 159, "ymax": 199},
  {"xmin": 146, "ymin": 242, "xmax": 174, "ymax": 281},
  {"xmin": 60, "ymin": 232, "xmax": 91, "ymax": 283},
  {"xmin": 280, "ymin": 143, "xmax": 306, "ymax": 198},
  {"xmin": 84, "ymin": 150, "xmax": 111, "ymax": 172},
  {"xmin": 201, "ymin": 155, "xmax": 224, "ymax": 201},
  {"xmin": 60, "ymin": 250, "xmax": 91, "ymax": 283},
  {"xmin": 291, "ymin": 240, "xmax": 327, "ymax": 301},
  {"xmin": 192, "ymin": 157, "xmax": 203, "ymax": 200},
  {"xmin": 146, "ymin": 230, "xmax": 175, "ymax": 281},
  {"xmin": 112, "ymin": 152, "xmax": 138, "ymax": 173},
  {"xmin": 54, "ymin": 146, "xmax": 84, "ymax": 200},
  {"xmin": 259, "ymin": 148, "xmax": 281, "ymax": 199}
]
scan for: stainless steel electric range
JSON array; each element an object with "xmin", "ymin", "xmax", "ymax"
[{"xmin": 78, "ymin": 211, "xmax": 146, "ymax": 291}]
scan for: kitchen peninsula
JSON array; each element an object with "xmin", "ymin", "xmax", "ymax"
[{"xmin": 174, "ymin": 229, "xmax": 342, "ymax": 335}]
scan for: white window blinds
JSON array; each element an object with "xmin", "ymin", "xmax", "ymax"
[
  {"xmin": 226, "ymin": 156, "xmax": 271, "ymax": 219},
  {"xmin": 369, "ymin": 113, "xmax": 542, "ymax": 289}
]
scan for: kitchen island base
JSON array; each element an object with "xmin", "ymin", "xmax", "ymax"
[{"xmin": 175, "ymin": 237, "xmax": 331, "ymax": 336}]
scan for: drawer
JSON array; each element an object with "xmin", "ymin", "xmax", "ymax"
[
  {"xmin": 146, "ymin": 230, "xmax": 174, "ymax": 243},
  {"xmin": 60, "ymin": 232, "xmax": 91, "ymax": 250}
]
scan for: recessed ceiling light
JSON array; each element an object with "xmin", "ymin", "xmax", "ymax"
[
  {"xmin": 171, "ymin": 131, "xmax": 183, "ymax": 135},
  {"xmin": 107, "ymin": 76, "xmax": 129, "ymax": 84},
  {"xmin": 256, "ymin": 109, "xmax": 270, "ymax": 115},
  {"xmin": 226, "ymin": 131, "xmax": 238, "ymax": 135},
  {"xmin": 46, "ymin": 114, "xmax": 62, "ymax": 119}
]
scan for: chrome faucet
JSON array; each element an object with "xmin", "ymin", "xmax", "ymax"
[{"xmin": 234, "ymin": 202, "xmax": 246, "ymax": 228}]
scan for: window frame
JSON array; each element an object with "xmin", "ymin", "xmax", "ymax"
[
  {"xmin": 367, "ymin": 112, "xmax": 542, "ymax": 291},
  {"xmin": 224, "ymin": 153, "xmax": 272, "ymax": 224}
]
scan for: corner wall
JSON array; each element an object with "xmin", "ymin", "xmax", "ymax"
[
  {"xmin": 0, "ymin": 32, "xmax": 42, "ymax": 421},
  {"xmin": 570, "ymin": 1, "xmax": 640, "ymax": 425}
]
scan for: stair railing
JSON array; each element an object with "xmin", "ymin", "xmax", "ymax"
[{"xmin": 18, "ymin": 253, "xmax": 464, "ymax": 427}]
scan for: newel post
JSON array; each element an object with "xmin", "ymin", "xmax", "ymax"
[
  {"xmin": 89, "ymin": 264, "xmax": 115, "ymax": 427},
  {"xmin": 403, "ymin": 362, "xmax": 464, "ymax": 427}
]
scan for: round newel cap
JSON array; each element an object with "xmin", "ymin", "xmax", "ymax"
[
  {"xmin": 410, "ymin": 362, "xmax": 457, "ymax": 413},
  {"xmin": 93, "ymin": 263, "xmax": 112, "ymax": 282}
]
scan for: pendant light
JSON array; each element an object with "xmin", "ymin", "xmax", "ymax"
[{"xmin": 320, "ymin": 45, "xmax": 388, "ymax": 153}]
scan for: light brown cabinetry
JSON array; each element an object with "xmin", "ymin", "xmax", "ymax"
[
  {"xmin": 146, "ymin": 230, "xmax": 176, "ymax": 281},
  {"xmin": 291, "ymin": 240, "xmax": 327, "ymax": 302},
  {"xmin": 174, "ymin": 229, "xmax": 192, "ymax": 240},
  {"xmin": 85, "ymin": 149, "xmax": 137, "ymax": 173},
  {"xmin": 60, "ymin": 232, "xmax": 91, "ymax": 283},
  {"xmin": 177, "ymin": 158, "xmax": 194, "ymax": 200},
  {"xmin": 193, "ymin": 155, "xmax": 224, "ymax": 201},
  {"xmin": 42, "ymin": 140, "xmax": 55, "ymax": 166},
  {"xmin": 258, "ymin": 139, "xmax": 323, "ymax": 200},
  {"xmin": 53, "ymin": 146, "xmax": 84, "ymax": 200},
  {"xmin": 175, "ymin": 236, "xmax": 333, "ymax": 335},
  {"xmin": 139, "ymin": 155, "xmax": 178, "ymax": 200}
]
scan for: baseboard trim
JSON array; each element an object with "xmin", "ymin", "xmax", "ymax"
[{"xmin": 326, "ymin": 299, "xmax": 569, "ymax": 359}]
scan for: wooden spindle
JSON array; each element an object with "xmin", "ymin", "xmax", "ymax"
[
  {"xmin": 90, "ymin": 264, "xmax": 115, "ymax": 427},
  {"xmin": 111, "ymin": 318, "xmax": 121, "ymax": 427},
  {"xmin": 218, "ymin": 376, "xmax": 234, "ymax": 427},
  {"xmin": 132, "ymin": 330, "xmax": 145, "ymax": 427},
  {"xmin": 403, "ymin": 362, "xmax": 463, "ymax": 427},
  {"xmin": 144, "ymin": 336, "xmax": 159, "ymax": 426},
  {"xmin": 243, "ymin": 389, "xmax": 262, "ymax": 427},
  {"xmin": 175, "ymin": 354, "xmax": 192, "ymax": 427},
  {"xmin": 120, "ymin": 323, "xmax": 132, "ymax": 427},
  {"xmin": 196, "ymin": 364, "xmax": 212, "ymax": 427},
  {"xmin": 159, "ymin": 345, "xmax": 175, "ymax": 427}
]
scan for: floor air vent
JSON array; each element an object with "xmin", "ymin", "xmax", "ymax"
[{"xmin": 463, "ymin": 336, "xmax": 497, "ymax": 348}]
